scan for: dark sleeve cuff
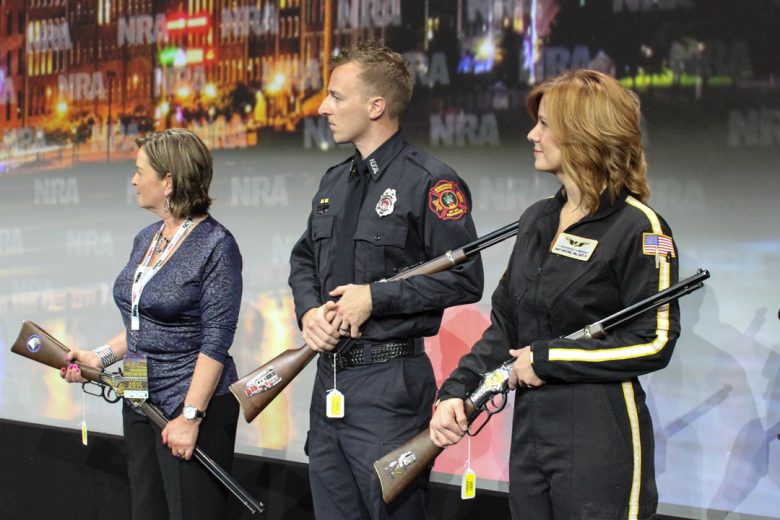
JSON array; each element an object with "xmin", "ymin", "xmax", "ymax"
[
  {"xmin": 295, "ymin": 295, "xmax": 322, "ymax": 329},
  {"xmin": 529, "ymin": 339, "xmax": 551, "ymax": 379},
  {"xmin": 369, "ymin": 281, "xmax": 400, "ymax": 315},
  {"xmin": 437, "ymin": 368, "xmax": 482, "ymax": 402},
  {"xmin": 199, "ymin": 345, "xmax": 228, "ymax": 365},
  {"xmin": 436, "ymin": 382, "xmax": 467, "ymax": 402}
]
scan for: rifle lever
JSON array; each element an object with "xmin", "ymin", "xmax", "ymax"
[
  {"xmin": 467, "ymin": 390, "xmax": 509, "ymax": 436},
  {"xmin": 80, "ymin": 381, "xmax": 121, "ymax": 403}
]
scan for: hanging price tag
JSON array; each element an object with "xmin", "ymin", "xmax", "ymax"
[
  {"xmin": 460, "ymin": 435, "xmax": 476, "ymax": 499},
  {"xmin": 81, "ymin": 420, "xmax": 89, "ymax": 446},
  {"xmin": 325, "ymin": 354, "xmax": 344, "ymax": 418},
  {"xmin": 326, "ymin": 389, "xmax": 345, "ymax": 418},
  {"xmin": 461, "ymin": 467, "xmax": 477, "ymax": 500},
  {"xmin": 80, "ymin": 390, "xmax": 88, "ymax": 446}
]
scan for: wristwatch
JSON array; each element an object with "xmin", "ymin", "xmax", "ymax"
[{"xmin": 182, "ymin": 404, "xmax": 206, "ymax": 421}]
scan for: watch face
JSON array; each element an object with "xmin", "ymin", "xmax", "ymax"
[{"xmin": 183, "ymin": 406, "xmax": 197, "ymax": 420}]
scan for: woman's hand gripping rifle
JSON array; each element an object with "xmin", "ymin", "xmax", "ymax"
[{"xmin": 372, "ymin": 360, "xmax": 514, "ymax": 505}]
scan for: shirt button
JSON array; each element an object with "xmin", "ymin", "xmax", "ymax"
[{"xmin": 374, "ymin": 235, "xmax": 381, "ymax": 241}]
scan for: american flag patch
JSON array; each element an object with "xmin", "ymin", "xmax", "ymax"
[{"xmin": 642, "ymin": 233, "xmax": 675, "ymax": 257}]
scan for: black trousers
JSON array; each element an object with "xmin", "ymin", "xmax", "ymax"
[
  {"xmin": 122, "ymin": 392, "xmax": 239, "ymax": 520},
  {"xmin": 509, "ymin": 381, "xmax": 658, "ymax": 520},
  {"xmin": 307, "ymin": 352, "xmax": 437, "ymax": 520}
]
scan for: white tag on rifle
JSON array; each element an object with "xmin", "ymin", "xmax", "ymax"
[
  {"xmin": 326, "ymin": 389, "xmax": 345, "ymax": 418},
  {"xmin": 461, "ymin": 467, "xmax": 477, "ymax": 500}
]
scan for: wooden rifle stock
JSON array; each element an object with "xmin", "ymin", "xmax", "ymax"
[
  {"xmin": 229, "ymin": 221, "xmax": 520, "ymax": 423},
  {"xmin": 373, "ymin": 269, "xmax": 711, "ymax": 504},
  {"xmin": 229, "ymin": 346, "xmax": 317, "ymax": 423},
  {"xmin": 10, "ymin": 321, "xmax": 113, "ymax": 388},
  {"xmin": 10, "ymin": 321, "xmax": 265, "ymax": 515}
]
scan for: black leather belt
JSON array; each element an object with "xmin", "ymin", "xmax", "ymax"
[{"xmin": 322, "ymin": 339, "xmax": 420, "ymax": 370}]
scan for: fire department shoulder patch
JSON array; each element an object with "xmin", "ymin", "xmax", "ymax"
[{"xmin": 428, "ymin": 180, "xmax": 468, "ymax": 221}]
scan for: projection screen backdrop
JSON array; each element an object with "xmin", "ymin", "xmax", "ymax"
[{"xmin": 0, "ymin": 1, "xmax": 778, "ymax": 518}]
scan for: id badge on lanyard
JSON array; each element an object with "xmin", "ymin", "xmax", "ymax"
[{"xmin": 130, "ymin": 218, "xmax": 192, "ymax": 330}]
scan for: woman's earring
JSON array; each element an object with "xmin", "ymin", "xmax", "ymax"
[{"xmin": 164, "ymin": 197, "xmax": 171, "ymax": 215}]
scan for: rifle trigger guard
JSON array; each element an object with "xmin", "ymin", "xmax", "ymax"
[
  {"xmin": 102, "ymin": 385, "xmax": 121, "ymax": 403},
  {"xmin": 80, "ymin": 380, "xmax": 121, "ymax": 404}
]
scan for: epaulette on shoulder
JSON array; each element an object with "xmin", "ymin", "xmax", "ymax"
[
  {"xmin": 324, "ymin": 155, "xmax": 353, "ymax": 176},
  {"xmin": 403, "ymin": 144, "xmax": 456, "ymax": 179}
]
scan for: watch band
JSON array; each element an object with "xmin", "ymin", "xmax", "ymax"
[{"xmin": 183, "ymin": 404, "xmax": 206, "ymax": 421}]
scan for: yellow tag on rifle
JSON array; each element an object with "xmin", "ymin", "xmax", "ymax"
[
  {"xmin": 326, "ymin": 389, "xmax": 345, "ymax": 418},
  {"xmin": 461, "ymin": 468, "xmax": 476, "ymax": 500},
  {"xmin": 81, "ymin": 420, "xmax": 88, "ymax": 446},
  {"xmin": 123, "ymin": 352, "xmax": 149, "ymax": 400}
]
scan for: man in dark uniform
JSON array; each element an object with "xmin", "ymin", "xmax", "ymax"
[{"xmin": 288, "ymin": 41, "xmax": 484, "ymax": 519}]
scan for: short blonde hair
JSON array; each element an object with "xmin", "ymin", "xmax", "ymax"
[
  {"xmin": 331, "ymin": 41, "xmax": 412, "ymax": 119},
  {"xmin": 526, "ymin": 69, "xmax": 649, "ymax": 212},
  {"xmin": 135, "ymin": 128, "xmax": 213, "ymax": 218}
]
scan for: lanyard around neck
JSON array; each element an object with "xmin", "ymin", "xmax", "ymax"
[{"xmin": 130, "ymin": 218, "xmax": 193, "ymax": 330}]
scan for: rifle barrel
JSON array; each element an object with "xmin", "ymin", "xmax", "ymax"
[
  {"xmin": 138, "ymin": 400, "xmax": 264, "ymax": 514},
  {"xmin": 462, "ymin": 221, "xmax": 519, "ymax": 256},
  {"xmin": 592, "ymin": 269, "xmax": 710, "ymax": 334}
]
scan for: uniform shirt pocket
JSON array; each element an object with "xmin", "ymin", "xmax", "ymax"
[
  {"xmin": 311, "ymin": 214, "xmax": 334, "ymax": 278},
  {"xmin": 311, "ymin": 214, "xmax": 334, "ymax": 240},
  {"xmin": 354, "ymin": 220, "xmax": 409, "ymax": 283}
]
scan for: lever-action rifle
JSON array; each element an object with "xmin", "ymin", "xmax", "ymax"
[
  {"xmin": 373, "ymin": 268, "xmax": 711, "ymax": 504},
  {"xmin": 10, "ymin": 321, "xmax": 265, "ymax": 516},
  {"xmin": 229, "ymin": 221, "xmax": 520, "ymax": 423}
]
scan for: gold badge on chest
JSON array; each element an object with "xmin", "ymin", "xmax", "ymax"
[{"xmin": 551, "ymin": 233, "xmax": 598, "ymax": 261}]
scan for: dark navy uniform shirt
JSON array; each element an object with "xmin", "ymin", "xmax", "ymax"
[{"xmin": 289, "ymin": 131, "xmax": 484, "ymax": 342}]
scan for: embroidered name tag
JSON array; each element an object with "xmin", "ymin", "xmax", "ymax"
[{"xmin": 551, "ymin": 233, "xmax": 598, "ymax": 261}]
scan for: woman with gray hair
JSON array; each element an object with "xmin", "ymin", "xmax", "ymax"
[{"xmin": 62, "ymin": 128, "xmax": 243, "ymax": 520}]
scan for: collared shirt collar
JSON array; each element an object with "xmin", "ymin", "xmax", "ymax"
[
  {"xmin": 355, "ymin": 130, "xmax": 407, "ymax": 182},
  {"xmin": 552, "ymin": 186, "xmax": 629, "ymax": 222}
]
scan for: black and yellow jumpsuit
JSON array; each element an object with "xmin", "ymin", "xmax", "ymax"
[{"xmin": 439, "ymin": 187, "xmax": 680, "ymax": 520}]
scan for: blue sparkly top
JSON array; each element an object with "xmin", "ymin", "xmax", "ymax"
[{"xmin": 113, "ymin": 216, "xmax": 242, "ymax": 416}]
